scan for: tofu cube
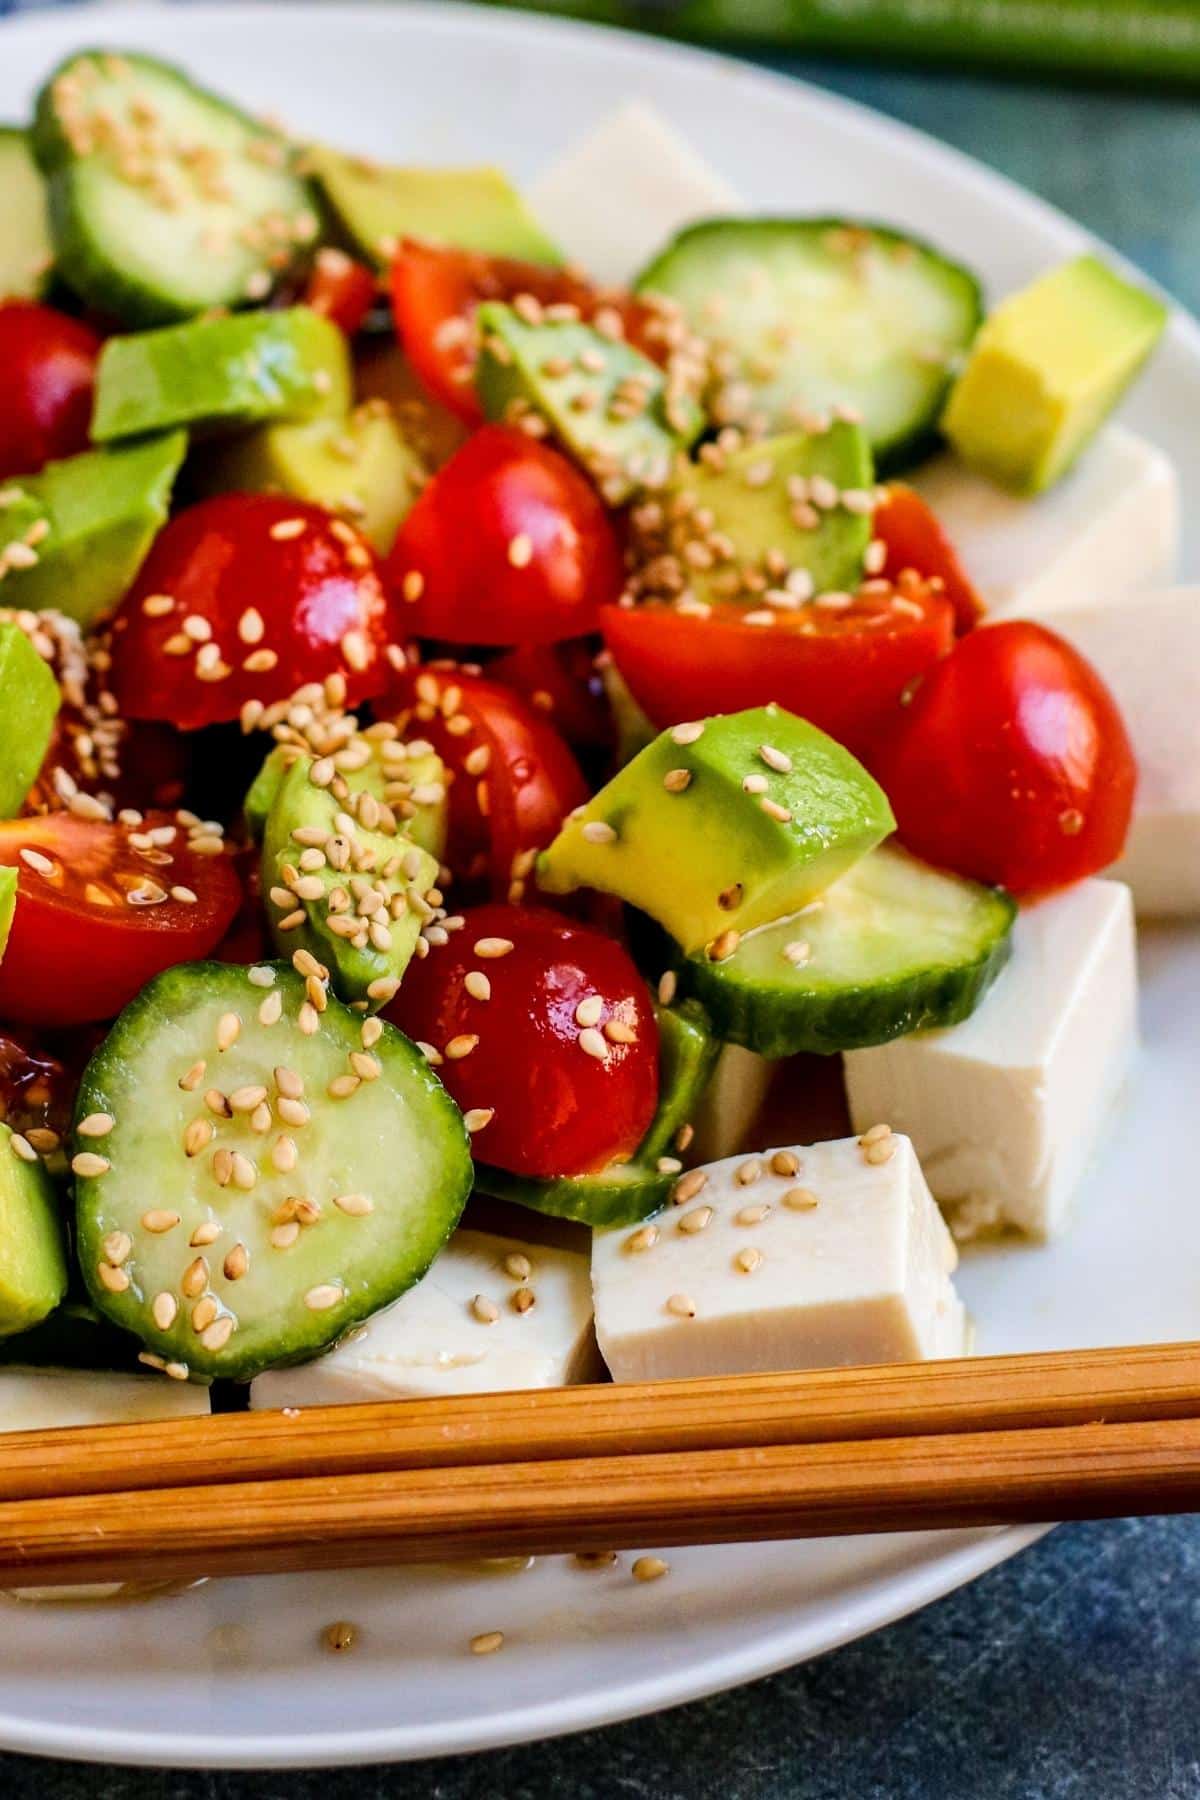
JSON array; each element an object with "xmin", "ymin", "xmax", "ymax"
[
  {"xmin": 690, "ymin": 1043, "xmax": 775, "ymax": 1164},
  {"xmin": 591, "ymin": 1133, "xmax": 965, "ymax": 1383},
  {"xmin": 0, "ymin": 1367, "xmax": 211, "ymax": 1432},
  {"xmin": 911, "ymin": 425, "xmax": 1178, "ymax": 620},
  {"xmin": 528, "ymin": 101, "xmax": 736, "ymax": 285},
  {"xmin": 250, "ymin": 1228, "xmax": 596, "ymax": 1410},
  {"xmin": 844, "ymin": 879, "xmax": 1137, "ymax": 1241},
  {"xmin": 1016, "ymin": 586, "xmax": 1200, "ymax": 918}
]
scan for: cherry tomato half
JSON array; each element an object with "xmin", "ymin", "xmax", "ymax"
[
  {"xmin": 389, "ymin": 242, "xmax": 661, "ymax": 424},
  {"xmin": 0, "ymin": 813, "xmax": 242, "ymax": 1027},
  {"xmin": 486, "ymin": 640, "xmax": 613, "ymax": 753},
  {"xmin": 873, "ymin": 484, "xmax": 983, "ymax": 635},
  {"xmin": 872, "ymin": 620, "xmax": 1137, "ymax": 897},
  {"xmin": 110, "ymin": 495, "xmax": 400, "ymax": 731},
  {"xmin": 386, "ymin": 902, "xmax": 659, "ymax": 1178},
  {"xmin": 0, "ymin": 1027, "xmax": 75, "ymax": 1153},
  {"xmin": 390, "ymin": 666, "xmax": 588, "ymax": 896},
  {"xmin": 0, "ymin": 302, "xmax": 101, "ymax": 482},
  {"xmin": 388, "ymin": 426, "xmax": 623, "ymax": 647},
  {"xmin": 601, "ymin": 579, "xmax": 955, "ymax": 760},
  {"xmin": 302, "ymin": 248, "xmax": 379, "ymax": 338}
]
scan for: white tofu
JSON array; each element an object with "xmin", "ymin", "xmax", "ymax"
[
  {"xmin": 844, "ymin": 880, "xmax": 1137, "ymax": 1242},
  {"xmin": 250, "ymin": 1228, "xmax": 596, "ymax": 1410},
  {"xmin": 591, "ymin": 1134, "xmax": 964, "ymax": 1383},
  {"xmin": 911, "ymin": 425, "xmax": 1178, "ymax": 620},
  {"xmin": 528, "ymin": 101, "xmax": 736, "ymax": 285},
  {"xmin": 1014, "ymin": 586, "xmax": 1200, "ymax": 918},
  {"xmin": 0, "ymin": 1366, "xmax": 210, "ymax": 1432},
  {"xmin": 690, "ymin": 1043, "xmax": 774, "ymax": 1163}
]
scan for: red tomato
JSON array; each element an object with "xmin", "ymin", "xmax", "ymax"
[
  {"xmin": 388, "ymin": 426, "xmax": 623, "ymax": 647},
  {"xmin": 386, "ymin": 902, "xmax": 659, "ymax": 1178},
  {"xmin": 0, "ymin": 302, "xmax": 101, "ymax": 481},
  {"xmin": 0, "ymin": 812, "xmax": 242, "ymax": 1027},
  {"xmin": 486, "ymin": 640, "xmax": 613, "ymax": 753},
  {"xmin": 872, "ymin": 621, "xmax": 1136, "ymax": 896},
  {"xmin": 601, "ymin": 580, "xmax": 955, "ymax": 759},
  {"xmin": 110, "ymin": 495, "xmax": 400, "ymax": 731},
  {"xmin": 0, "ymin": 1027, "xmax": 74, "ymax": 1152},
  {"xmin": 389, "ymin": 242, "xmax": 661, "ymax": 423},
  {"xmin": 391, "ymin": 666, "xmax": 588, "ymax": 896},
  {"xmin": 302, "ymin": 248, "xmax": 379, "ymax": 337},
  {"xmin": 874, "ymin": 485, "xmax": 983, "ymax": 634}
]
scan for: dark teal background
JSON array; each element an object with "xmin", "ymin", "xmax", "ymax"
[{"xmin": 1, "ymin": 11, "xmax": 1198, "ymax": 1792}]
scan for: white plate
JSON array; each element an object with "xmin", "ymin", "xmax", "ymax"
[{"xmin": 1, "ymin": 2, "xmax": 1197, "ymax": 1769}]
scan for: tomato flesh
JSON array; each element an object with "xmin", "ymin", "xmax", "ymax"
[
  {"xmin": 390, "ymin": 665, "xmax": 588, "ymax": 896},
  {"xmin": 110, "ymin": 494, "xmax": 400, "ymax": 730},
  {"xmin": 0, "ymin": 813, "xmax": 242, "ymax": 1027},
  {"xmin": 872, "ymin": 620, "xmax": 1137, "ymax": 896},
  {"xmin": 486, "ymin": 640, "xmax": 612, "ymax": 753},
  {"xmin": 386, "ymin": 902, "xmax": 659, "ymax": 1178},
  {"xmin": 874, "ymin": 484, "xmax": 983, "ymax": 635},
  {"xmin": 0, "ymin": 301, "xmax": 101, "ymax": 482},
  {"xmin": 388, "ymin": 426, "xmax": 623, "ymax": 647},
  {"xmin": 601, "ymin": 580, "xmax": 955, "ymax": 759},
  {"xmin": 302, "ymin": 249, "xmax": 379, "ymax": 338}
]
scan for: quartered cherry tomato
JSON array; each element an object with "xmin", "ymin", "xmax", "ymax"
[
  {"xmin": 302, "ymin": 248, "xmax": 379, "ymax": 338},
  {"xmin": 0, "ymin": 812, "xmax": 242, "ymax": 1026},
  {"xmin": 601, "ymin": 578, "xmax": 955, "ymax": 759},
  {"xmin": 873, "ymin": 484, "xmax": 983, "ymax": 634},
  {"xmin": 0, "ymin": 1027, "xmax": 75, "ymax": 1155},
  {"xmin": 486, "ymin": 639, "xmax": 613, "ymax": 753},
  {"xmin": 388, "ymin": 426, "xmax": 623, "ymax": 647},
  {"xmin": 389, "ymin": 242, "xmax": 662, "ymax": 423},
  {"xmin": 872, "ymin": 620, "xmax": 1137, "ymax": 896},
  {"xmin": 110, "ymin": 495, "xmax": 400, "ymax": 730},
  {"xmin": 0, "ymin": 301, "xmax": 101, "ymax": 481},
  {"xmin": 386, "ymin": 902, "xmax": 659, "ymax": 1179},
  {"xmin": 390, "ymin": 666, "xmax": 588, "ymax": 896}
]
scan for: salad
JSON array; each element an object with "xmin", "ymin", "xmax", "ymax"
[{"xmin": 0, "ymin": 52, "xmax": 1190, "ymax": 1441}]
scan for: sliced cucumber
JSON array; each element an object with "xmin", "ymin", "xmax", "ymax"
[
  {"xmin": 678, "ymin": 844, "xmax": 1014, "ymax": 1058},
  {"xmin": 33, "ymin": 51, "xmax": 319, "ymax": 327},
  {"xmin": 637, "ymin": 219, "xmax": 982, "ymax": 467},
  {"xmin": 0, "ymin": 128, "xmax": 53, "ymax": 300},
  {"xmin": 474, "ymin": 1000, "xmax": 719, "ymax": 1226},
  {"xmin": 73, "ymin": 959, "xmax": 472, "ymax": 1381}
]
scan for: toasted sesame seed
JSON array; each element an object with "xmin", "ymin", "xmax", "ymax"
[
  {"xmin": 401, "ymin": 569, "xmax": 424, "ymax": 603},
  {"xmin": 298, "ymin": 1002, "xmax": 320, "ymax": 1036},
  {"xmin": 142, "ymin": 1209, "xmax": 180, "ymax": 1234},
  {"xmin": 735, "ymin": 1158, "xmax": 762, "ymax": 1186},
  {"xmin": 471, "ymin": 1293, "xmax": 499, "ymax": 1324},
  {"xmin": 736, "ymin": 1202, "xmax": 771, "ymax": 1226},
  {"xmin": 673, "ymin": 1168, "xmax": 708, "ymax": 1204},
  {"xmin": 361, "ymin": 1016, "xmax": 384, "ymax": 1049},
  {"xmin": 271, "ymin": 1221, "xmax": 301, "ymax": 1250},
  {"xmin": 350, "ymin": 1051, "xmax": 381, "ymax": 1081},
  {"xmin": 626, "ymin": 1224, "xmax": 659, "ymax": 1254},
  {"xmin": 678, "ymin": 1205, "xmax": 713, "ymax": 1235},
  {"xmin": 258, "ymin": 989, "xmax": 283, "ymax": 1026},
  {"xmin": 470, "ymin": 1631, "xmax": 504, "ymax": 1656},
  {"xmin": 578, "ymin": 1026, "xmax": 608, "ymax": 1061},
  {"xmin": 604, "ymin": 1018, "xmax": 637, "ymax": 1044},
  {"xmin": 367, "ymin": 975, "xmax": 400, "ymax": 1003},
  {"xmin": 735, "ymin": 1246, "xmax": 763, "ymax": 1273},
  {"xmin": 770, "ymin": 1150, "xmax": 801, "ymax": 1178},
  {"xmin": 758, "ymin": 743, "xmax": 793, "ymax": 774},
  {"xmin": 274, "ymin": 1065, "xmax": 304, "ymax": 1100},
  {"xmin": 445, "ymin": 1034, "xmax": 479, "ymax": 1062},
  {"xmin": 191, "ymin": 1295, "xmax": 219, "ymax": 1333},
  {"xmin": 304, "ymin": 1284, "xmax": 344, "ymax": 1311},
  {"xmin": 760, "ymin": 798, "xmax": 793, "ymax": 824},
  {"xmin": 663, "ymin": 767, "xmax": 692, "ymax": 793},
  {"xmin": 224, "ymin": 1244, "xmax": 249, "ymax": 1281},
  {"xmin": 581, "ymin": 820, "xmax": 616, "ymax": 845},
  {"xmin": 102, "ymin": 1231, "xmax": 132, "ymax": 1265},
  {"xmin": 216, "ymin": 1012, "xmax": 241, "ymax": 1051},
  {"xmin": 230, "ymin": 1153, "xmax": 257, "ymax": 1191},
  {"xmin": 707, "ymin": 929, "xmax": 740, "ymax": 963},
  {"xmin": 323, "ymin": 1621, "xmax": 358, "ymax": 1654},
  {"xmin": 201, "ymin": 1316, "xmax": 235, "ymax": 1352},
  {"xmin": 656, "ymin": 1155, "xmax": 683, "ymax": 1174},
  {"xmin": 184, "ymin": 1117, "xmax": 214, "ymax": 1157},
  {"xmin": 72, "ymin": 1151, "xmax": 110, "ymax": 1178},
  {"xmin": 463, "ymin": 970, "xmax": 492, "ymax": 1003},
  {"xmin": 229, "ymin": 1084, "xmax": 269, "ymax": 1113},
  {"xmin": 181, "ymin": 1257, "xmax": 208, "ymax": 1299},
  {"xmin": 190, "ymin": 1221, "xmax": 221, "ymax": 1248},
  {"xmin": 96, "ymin": 1261, "xmax": 129, "ymax": 1293},
  {"xmin": 152, "ymin": 1292, "xmax": 178, "ymax": 1329},
  {"xmin": 77, "ymin": 1112, "xmax": 114, "ymax": 1138},
  {"xmin": 333, "ymin": 1192, "xmax": 374, "ymax": 1218},
  {"xmin": 863, "ymin": 1134, "xmax": 897, "ymax": 1165},
  {"xmin": 860, "ymin": 1122, "xmax": 892, "ymax": 1145},
  {"xmin": 657, "ymin": 970, "xmax": 677, "ymax": 1006},
  {"xmin": 666, "ymin": 1292, "xmax": 696, "ymax": 1318},
  {"xmin": 742, "ymin": 773, "xmax": 768, "ymax": 795},
  {"xmin": 463, "ymin": 1107, "xmax": 494, "ymax": 1134},
  {"xmin": 141, "ymin": 592, "xmax": 175, "ymax": 618},
  {"xmin": 632, "ymin": 1556, "xmax": 669, "ymax": 1583}
]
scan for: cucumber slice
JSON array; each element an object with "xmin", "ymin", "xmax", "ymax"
[
  {"xmin": 637, "ymin": 219, "xmax": 982, "ymax": 468},
  {"xmin": 0, "ymin": 128, "xmax": 53, "ymax": 300},
  {"xmin": 678, "ymin": 845, "xmax": 1015, "ymax": 1058},
  {"xmin": 33, "ymin": 51, "xmax": 319, "ymax": 327},
  {"xmin": 474, "ymin": 1000, "xmax": 719, "ymax": 1226},
  {"xmin": 73, "ymin": 959, "xmax": 472, "ymax": 1380}
]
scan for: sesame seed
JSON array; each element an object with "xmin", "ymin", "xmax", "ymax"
[
  {"xmin": 507, "ymin": 533, "xmax": 534, "ymax": 569},
  {"xmin": 77, "ymin": 1112, "xmax": 114, "ymax": 1137},
  {"xmin": 863, "ymin": 1134, "xmax": 897, "ymax": 1166},
  {"xmin": 864, "ymin": 538, "xmax": 887, "ymax": 575},
  {"xmin": 742, "ymin": 773, "xmax": 768, "ymax": 795},
  {"xmin": 141, "ymin": 593, "xmax": 175, "ymax": 617},
  {"xmin": 632, "ymin": 1556, "xmax": 669, "ymax": 1583},
  {"xmin": 142, "ymin": 1209, "xmax": 180, "ymax": 1234},
  {"xmin": 760, "ymin": 798, "xmax": 793, "ymax": 824},
  {"xmin": 663, "ymin": 767, "xmax": 692, "ymax": 793},
  {"xmin": 328, "ymin": 1073, "xmax": 360, "ymax": 1099},
  {"xmin": 183, "ymin": 1117, "xmax": 214, "ymax": 1157},
  {"xmin": 464, "ymin": 970, "xmax": 492, "ymax": 1002},
  {"xmin": 270, "ymin": 517, "xmax": 307, "ymax": 541},
  {"xmin": 578, "ymin": 1026, "xmax": 608, "ymax": 1061},
  {"xmin": 323, "ymin": 1621, "xmax": 358, "ymax": 1654},
  {"xmin": 258, "ymin": 989, "xmax": 283, "ymax": 1026},
  {"xmin": 581, "ymin": 820, "xmax": 617, "ymax": 846},
  {"xmin": 224, "ymin": 1244, "xmax": 249, "ymax": 1280},
  {"xmin": 274, "ymin": 1065, "xmax": 304, "ymax": 1100},
  {"xmin": 735, "ymin": 1159, "xmax": 762, "ymax": 1186},
  {"xmin": 501, "ymin": 1252, "xmax": 533, "ymax": 1283},
  {"xmin": 333, "ymin": 1192, "xmax": 373, "ymax": 1217},
  {"xmin": 770, "ymin": 1150, "xmax": 800, "ymax": 1178},
  {"xmin": 96, "ymin": 1261, "xmax": 129, "ymax": 1293},
  {"xmin": 474, "ymin": 937, "xmax": 513, "ymax": 959},
  {"xmin": 238, "ymin": 607, "xmax": 265, "ymax": 645},
  {"xmin": 231, "ymin": 1153, "xmax": 257, "ymax": 1190},
  {"xmin": 471, "ymin": 1293, "xmax": 499, "ymax": 1324},
  {"xmin": 229, "ymin": 1084, "xmax": 269, "ymax": 1113},
  {"xmin": 626, "ymin": 1224, "xmax": 659, "ymax": 1253},
  {"xmin": 367, "ymin": 975, "xmax": 400, "ymax": 1003},
  {"xmin": 470, "ymin": 1631, "xmax": 504, "ymax": 1656},
  {"xmin": 783, "ymin": 1186, "xmax": 819, "ymax": 1211},
  {"xmin": 512, "ymin": 1286, "xmax": 536, "ymax": 1314},
  {"xmin": 758, "ymin": 743, "xmax": 793, "ymax": 774},
  {"xmin": 152, "ymin": 1292, "xmax": 178, "ymax": 1329},
  {"xmin": 401, "ymin": 569, "xmax": 425, "ymax": 603},
  {"xmin": 102, "ymin": 1231, "xmax": 132, "ymax": 1265},
  {"xmin": 191, "ymin": 1295, "xmax": 218, "ymax": 1333},
  {"xmin": 361, "ymin": 1017, "xmax": 384, "ymax": 1048},
  {"xmin": 671, "ymin": 721, "xmax": 704, "ymax": 746},
  {"xmin": 666, "ymin": 1293, "xmax": 696, "ymax": 1318},
  {"xmin": 678, "ymin": 1205, "xmax": 713, "ymax": 1236},
  {"xmin": 298, "ymin": 1002, "xmax": 320, "ymax": 1036},
  {"xmin": 201, "ymin": 1316, "xmax": 235, "ymax": 1352},
  {"xmin": 736, "ymin": 1202, "xmax": 771, "ymax": 1226},
  {"xmin": 657, "ymin": 970, "xmax": 677, "ymax": 1006},
  {"xmin": 19, "ymin": 847, "xmax": 54, "ymax": 877},
  {"xmin": 707, "ymin": 929, "xmax": 740, "ymax": 963},
  {"xmin": 783, "ymin": 940, "xmax": 812, "ymax": 967},
  {"xmin": 575, "ymin": 995, "xmax": 604, "ymax": 1028},
  {"xmin": 72, "ymin": 1151, "xmax": 110, "ymax": 1178},
  {"xmin": 735, "ymin": 1247, "xmax": 763, "ymax": 1273},
  {"xmin": 444, "ymin": 1034, "xmax": 479, "ymax": 1062},
  {"xmin": 672, "ymin": 1169, "xmax": 708, "ymax": 1206},
  {"xmin": 271, "ymin": 1221, "xmax": 301, "ymax": 1250},
  {"xmin": 304, "ymin": 1284, "xmax": 344, "ymax": 1311},
  {"xmin": 860, "ymin": 1121, "xmax": 892, "ymax": 1144},
  {"xmin": 181, "ymin": 1257, "xmax": 208, "ymax": 1299},
  {"xmin": 216, "ymin": 1012, "xmax": 241, "ymax": 1051},
  {"xmin": 464, "ymin": 1107, "xmax": 494, "ymax": 1134}
]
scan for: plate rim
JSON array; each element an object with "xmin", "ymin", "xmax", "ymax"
[{"xmin": 0, "ymin": 0, "xmax": 1187, "ymax": 1768}]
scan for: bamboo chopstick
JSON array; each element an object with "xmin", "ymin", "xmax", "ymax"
[{"xmin": 5, "ymin": 1342, "xmax": 1200, "ymax": 1587}]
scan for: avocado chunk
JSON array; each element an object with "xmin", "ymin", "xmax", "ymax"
[
  {"xmin": 91, "ymin": 308, "xmax": 350, "ymax": 444},
  {"xmin": 0, "ymin": 431, "xmax": 185, "ymax": 627},
  {"xmin": 538, "ymin": 704, "xmax": 894, "ymax": 955},
  {"xmin": 476, "ymin": 303, "xmax": 704, "ymax": 504},
  {"xmin": 0, "ymin": 623, "xmax": 60, "ymax": 816},
  {"xmin": 308, "ymin": 144, "xmax": 562, "ymax": 268},
  {"xmin": 0, "ymin": 1299, "xmax": 142, "ymax": 1372},
  {"xmin": 0, "ymin": 1124, "xmax": 69, "ymax": 1338},
  {"xmin": 0, "ymin": 868, "xmax": 15, "ymax": 965},
  {"xmin": 261, "ymin": 752, "xmax": 444, "ymax": 1007},
  {"xmin": 199, "ymin": 402, "xmax": 425, "ymax": 556},
  {"xmin": 653, "ymin": 422, "xmax": 874, "ymax": 605},
  {"xmin": 246, "ymin": 735, "xmax": 446, "ymax": 855},
  {"xmin": 942, "ymin": 255, "xmax": 1168, "ymax": 495},
  {"xmin": 474, "ymin": 1001, "xmax": 719, "ymax": 1226},
  {"xmin": 0, "ymin": 127, "xmax": 53, "ymax": 300}
]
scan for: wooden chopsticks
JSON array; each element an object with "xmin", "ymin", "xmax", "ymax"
[{"xmin": 5, "ymin": 1342, "xmax": 1200, "ymax": 1587}]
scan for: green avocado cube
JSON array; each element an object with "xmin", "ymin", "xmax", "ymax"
[
  {"xmin": 307, "ymin": 144, "xmax": 561, "ymax": 268},
  {"xmin": 92, "ymin": 307, "xmax": 351, "ymax": 444},
  {"xmin": 197, "ymin": 404, "xmax": 425, "ymax": 556},
  {"xmin": 537, "ymin": 704, "xmax": 894, "ymax": 954},
  {"xmin": 663, "ymin": 422, "xmax": 874, "ymax": 605},
  {"xmin": 0, "ymin": 623, "xmax": 60, "ymax": 817},
  {"xmin": 476, "ymin": 303, "xmax": 704, "ymax": 504},
  {"xmin": 0, "ymin": 431, "xmax": 185, "ymax": 628},
  {"xmin": 0, "ymin": 1123, "xmax": 69, "ymax": 1338},
  {"xmin": 0, "ymin": 868, "xmax": 16, "ymax": 964},
  {"xmin": 942, "ymin": 255, "xmax": 1168, "ymax": 494},
  {"xmin": 247, "ymin": 735, "xmax": 446, "ymax": 856}
]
